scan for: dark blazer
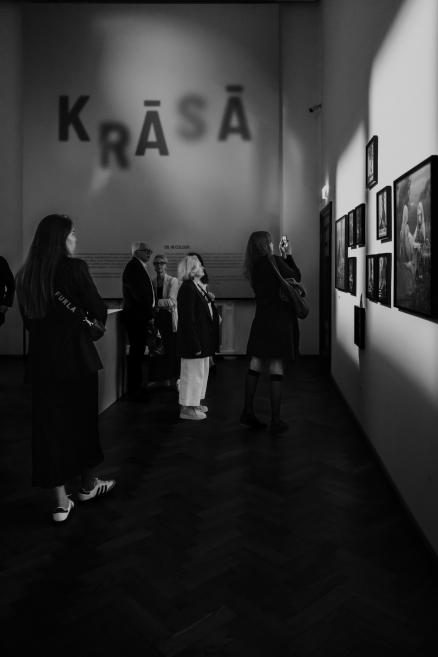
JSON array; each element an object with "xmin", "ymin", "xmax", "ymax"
[
  {"xmin": 0, "ymin": 256, "xmax": 15, "ymax": 307},
  {"xmin": 25, "ymin": 257, "xmax": 107, "ymax": 382},
  {"xmin": 177, "ymin": 280, "xmax": 219, "ymax": 358},
  {"xmin": 122, "ymin": 257, "xmax": 155, "ymax": 321}
]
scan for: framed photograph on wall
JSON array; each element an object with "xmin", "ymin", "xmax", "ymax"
[
  {"xmin": 394, "ymin": 155, "xmax": 437, "ymax": 317},
  {"xmin": 348, "ymin": 257, "xmax": 356, "ymax": 295},
  {"xmin": 366, "ymin": 135, "xmax": 378, "ymax": 189},
  {"xmin": 347, "ymin": 209, "xmax": 356, "ymax": 248},
  {"xmin": 376, "ymin": 186, "xmax": 392, "ymax": 241},
  {"xmin": 335, "ymin": 215, "xmax": 348, "ymax": 291},
  {"xmin": 366, "ymin": 254, "xmax": 378, "ymax": 301},
  {"xmin": 354, "ymin": 306, "xmax": 365, "ymax": 349},
  {"xmin": 377, "ymin": 253, "xmax": 392, "ymax": 306},
  {"xmin": 355, "ymin": 203, "xmax": 366, "ymax": 246}
]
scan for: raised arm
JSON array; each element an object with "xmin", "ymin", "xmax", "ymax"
[{"xmin": 276, "ymin": 254, "xmax": 302, "ymax": 282}]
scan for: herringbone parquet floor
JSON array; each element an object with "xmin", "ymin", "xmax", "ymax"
[{"xmin": 1, "ymin": 356, "xmax": 438, "ymax": 656}]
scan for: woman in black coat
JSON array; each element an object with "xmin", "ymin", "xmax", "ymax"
[
  {"xmin": 16, "ymin": 214, "xmax": 115, "ymax": 523},
  {"xmin": 241, "ymin": 230, "xmax": 302, "ymax": 434},
  {"xmin": 177, "ymin": 255, "xmax": 219, "ymax": 421}
]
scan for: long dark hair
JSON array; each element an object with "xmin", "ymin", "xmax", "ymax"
[
  {"xmin": 16, "ymin": 214, "xmax": 73, "ymax": 318},
  {"xmin": 243, "ymin": 231, "xmax": 272, "ymax": 283}
]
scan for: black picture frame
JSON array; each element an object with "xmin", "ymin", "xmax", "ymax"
[
  {"xmin": 377, "ymin": 253, "xmax": 392, "ymax": 306},
  {"xmin": 394, "ymin": 155, "xmax": 438, "ymax": 318},
  {"xmin": 366, "ymin": 135, "xmax": 378, "ymax": 189},
  {"xmin": 348, "ymin": 209, "xmax": 356, "ymax": 248},
  {"xmin": 335, "ymin": 215, "xmax": 348, "ymax": 291},
  {"xmin": 348, "ymin": 257, "xmax": 356, "ymax": 295},
  {"xmin": 376, "ymin": 186, "xmax": 392, "ymax": 241},
  {"xmin": 355, "ymin": 203, "xmax": 366, "ymax": 246},
  {"xmin": 354, "ymin": 306, "xmax": 365, "ymax": 349},
  {"xmin": 366, "ymin": 254, "xmax": 378, "ymax": 301}
]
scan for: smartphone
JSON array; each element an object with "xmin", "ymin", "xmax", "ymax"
[{"xmin": 280, "ymin": 235, "xmax": 289, "ymax": 248}]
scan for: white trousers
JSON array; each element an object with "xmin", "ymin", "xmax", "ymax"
[{"xmin": 179, "ymin": 357, "xmax": 210, "ymax": 406}]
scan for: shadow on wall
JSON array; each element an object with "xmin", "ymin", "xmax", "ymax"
[
  {"xmin": 326, "ymin": 0, "xmax": 406, "ymax": 374},
  {"xmin": 322, "ymin": 0, "xmax": 405, "ymax": 168},
  {"xmin": 337, "ymin": 323, "xmax": 438, "ymax": 549}
]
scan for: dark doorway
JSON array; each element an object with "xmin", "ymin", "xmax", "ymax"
[{"xmin": 319, "ymin": 202, "xmax": 332, "ymax": 371}]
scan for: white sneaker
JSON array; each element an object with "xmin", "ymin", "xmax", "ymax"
[
  {"xmin": 52, "ymin": 499, "xmax": 74, "ymax": 523},
  {"xmin": 196, "ymin": 405, "xmax": 208, "ymax": 413},
  {"xmin": 78, "ymin": 477, "xmax": 116, "ymax": 502},
  {"xmin": 179, "ymin": 406, "xmax": 207, "ymax": 420}
]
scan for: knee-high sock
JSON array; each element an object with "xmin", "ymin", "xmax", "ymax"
[
  {"xmin": 244, "ymin": 369, "xmax": 260, "ymax": 413},
  {"xmin": 270, "ymin": 373, "xmax": 283, "ymax": 421}
]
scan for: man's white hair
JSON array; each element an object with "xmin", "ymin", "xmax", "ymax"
[{"xmin": 131, "ymin": 241, "xmax": 151, "ymax": 255}]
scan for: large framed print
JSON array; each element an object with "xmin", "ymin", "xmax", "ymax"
[
  {"xmin": 376, "ymin": 186, "xmax": 392, "ymax": 241},
  {"xmin": 366, "ymin": 136, "xmax": 378, "ymax": 189},
  {"xmin": 355, "ymin": 203, "xmax": 365, "ymax": 247},
  {"xmin": 394, "ymin": 155, "xmax": 438, "ymax": 317},
  {"xmin": 335, "ymin": 215, "xmax": 348, "ymax": 291},
  {"xmin": 377, "ymin": 253, "xmax": 391, "ymax": 306}
]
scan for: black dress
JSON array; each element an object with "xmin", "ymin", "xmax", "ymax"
[
  {"xmin": 25, "ymin": 257, "xmax": 107, "ymax": 488},
  {"xmin": 246, "ymin": 254, "xmax": 302, "ymax": 360}
]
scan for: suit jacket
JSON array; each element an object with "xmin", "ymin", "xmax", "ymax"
[
  {"xmin": 25, "ymin": 257, "xmax": 107, "ymax": 382},
  {"xmin": 122, "ymin": 257, "xmax": 155, "ymax": 321},
  {"xmin": 177, "ymin": 279, "xmax": 219, "ymax": 358},
  {"xmin": 152, "ymin": 273, "xmax": 179, "ymax": 332},
  {"xmin": 0, "ymin": 256, "xmax": 15, "ymax": 307}
]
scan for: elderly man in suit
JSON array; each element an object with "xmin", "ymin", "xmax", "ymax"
[
  {"xmin": 122, "ymin": 241, "xmax": 156, "ymax": 399},
  {"xmin": 0, "ymin": 255, "xmax": 15, "ymax": 328}
]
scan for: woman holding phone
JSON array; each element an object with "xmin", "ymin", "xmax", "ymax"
[{"xmin": 241, "ymin": 231, "xmax": 301, "ymax": 434}]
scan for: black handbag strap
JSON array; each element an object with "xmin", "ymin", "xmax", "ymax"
[
  {"xmin": 53, "ymin": 290, "xmax": 97, "ymax": 327},
  {"xmin": 53, "ymin": 290, "xmax": 106, "ymax": 340},
  {"xmin": 54, "ymin": 290, "xmax": 86, "ymax": 320}
]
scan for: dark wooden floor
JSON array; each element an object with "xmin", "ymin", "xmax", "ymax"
[{"xmin": 1, "ymin": 355, "xmax": 438, "ymax": 656}]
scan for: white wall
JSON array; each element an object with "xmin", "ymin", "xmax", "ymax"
[
  {"xmin": 22, "ymin": 3, "xmax": 279, "ymax": 300},
  {"xmin": 321, "ymin": 0, "xmax": 438, "ymax": 553},
  {"xmin": 0, "ymin": 2, "xmax": 321, "ymax": 357},
  {"xmin": 0, "ymin": 4, "xmax": 22, "ymax": 354},
  {"xmin": 222, "ymin": 2, "xmax": 322, "ymax": 357},
  {"xmin": 281, "ymin": 3, "xmax": 321, "ymax": 355}
]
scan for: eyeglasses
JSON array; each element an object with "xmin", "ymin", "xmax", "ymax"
[
  {"xmin": 154, "ymin": 261, "xmax": 166, "ymax": 265},
  {"xmin": 137, "ymin": 249, "xmax": 152, "ymax": 254}
]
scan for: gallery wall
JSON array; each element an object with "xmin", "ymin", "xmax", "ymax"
[
  {"xmin": 281, "ymin": 2, "xmax": 321, "ymax": 355},
  {"xmin": 321, "ymin": 0, "xmax": 438, "ymax": 553},
  {"xmin": 0, "ymin": 2, "xmax": 321, "ymax": 357},
  {"xmin": 22, "ymin": 3, "xmax": 279, "ymax": 300}
]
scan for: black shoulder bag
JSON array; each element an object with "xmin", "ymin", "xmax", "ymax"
[
  {"xmin": 54, "ymin": 290, "xmax": 106, "ymax": 341},
  {"xmin": 269, "ymin": 256, "xmax": 309, "ymax": 320}
]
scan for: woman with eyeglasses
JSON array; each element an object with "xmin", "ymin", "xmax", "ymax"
[{"xmin": 151, "ymin": 254, "xmax": 179, "ymax": 387}]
